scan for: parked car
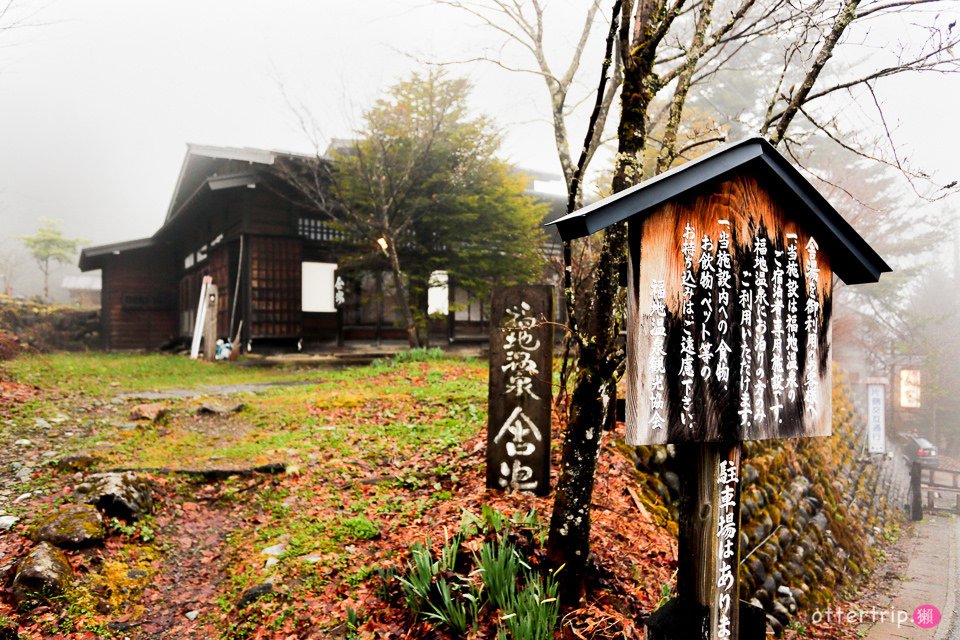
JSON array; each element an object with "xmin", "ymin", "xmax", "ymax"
[{"xmin": 903, "ymin": 436, "xmax": 939, "ymax": 468}]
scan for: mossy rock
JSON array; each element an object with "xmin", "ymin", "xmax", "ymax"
[
  {"xmin": 75, "ymin": 472, "xmax": 153, "ymax": 521},
  {"xmin": 13, "ymin": 542, "xmax": 73, "ymax": 604},
  {"xmin": 56, "ymin": 454, "xmax": 98, "ymax": 473},
  {"xmin": 32, "ymin": 504, "xmax": 105, "ymax": 549}
]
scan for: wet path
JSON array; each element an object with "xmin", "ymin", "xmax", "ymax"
[{"xmin": 867, "ymin": 512, "xmax": 960, "ymax": 639}]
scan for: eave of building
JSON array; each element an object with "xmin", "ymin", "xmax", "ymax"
[{"xmin": 79, "ymin": 237, "xmax": 159, "ymax": 271}]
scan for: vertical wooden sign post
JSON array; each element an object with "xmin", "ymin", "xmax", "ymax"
[
  {"xmin": 547, "ymin": 138, "xmax": 891, "ymax": 639},
  {"xmin": 486, "ymin": 285, "xmax": 554, "ymax": 497},
  {"xmin": 334, "ymin": 272, "xmax": 345, "ymax": 348},
  {"xmin": 202, "ymin": 284, "xmax": 218, "ymax": 361}
]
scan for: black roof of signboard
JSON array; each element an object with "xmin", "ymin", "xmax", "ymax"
[{"xmin": 547, "ymin": 137, "xmax": 891, "ymax": 284}]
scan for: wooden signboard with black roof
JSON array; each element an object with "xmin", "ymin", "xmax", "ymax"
[{"xmin": 548, "ymin": 137, "xmax": 890, "ymax": 640}]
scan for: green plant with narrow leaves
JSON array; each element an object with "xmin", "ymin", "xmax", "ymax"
[
  {"xmin": 344, "ymin": 606, "xmax": 360, "ymax": 639},
  {"xmin": 423, "ymin": 577, "xmax": 481, "ymax": 636},
  {"xmin": 438, "ymin": 532, "xmax": 462, "ymax": 573},
  {"xmin": 500, "ymin": 570, "xmax": 560, "ymax": 640},
  {"xmin": 478, "ymin": 537, "xmax": 519, "ymax": 611},
  {"xmin": 397, "ymin": 542, "xmax": 436, "ymax": 615},
  {"xmin": 396, "ymin": 507, "xmax": 560, "ymax": 638},
  {"xmin": 482, "ymin": 504, "xmax": 508, "ymax": 535}
]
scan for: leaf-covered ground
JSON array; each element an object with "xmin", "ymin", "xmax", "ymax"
[{"xmin": 0, "ymin": 353, "xmax": 677, "ymax": 639}]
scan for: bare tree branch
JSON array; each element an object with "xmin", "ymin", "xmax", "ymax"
[{"xmin": 766, "ymin": 0, "xmax": 862, "ymax": 145}]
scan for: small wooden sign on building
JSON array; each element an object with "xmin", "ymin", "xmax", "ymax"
[
  {"xmin": 486, "ymin": 285, "xmax": 554, "ymax": 497},
  {"xmin": 548, "ymin": 138, "xmax": 890, "ymax": 639}
]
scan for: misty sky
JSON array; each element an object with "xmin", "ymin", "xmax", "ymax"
[{"xmin": 0, "ymin": 0, "xmax": 957, "ymax": 298}]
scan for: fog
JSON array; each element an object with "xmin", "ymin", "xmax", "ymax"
[{"xmin": 0, "ymin": 0, "xmax": 957, "ymax": 300}]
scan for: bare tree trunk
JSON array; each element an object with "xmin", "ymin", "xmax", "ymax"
[
  {"xmin": 546, "ymin": 224, "xmax": 625, "ymax": 604},
  {"xmin": 547, "ymin": 0, "xmax": 663, "ymax": 605},
  {"xmin": 385, "ymin": 237, "xmax": 420, "ymax": 349},
  {"xmin": 42, "ymin": 258, "xmax": 49, "ymax": 302}
]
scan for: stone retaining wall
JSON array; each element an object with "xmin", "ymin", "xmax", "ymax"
[
  {"xmin": 0, "ymin": 298, "xmax": 101, "ymax": 353},
  {"xmin": 626, "ymin": 372, "xmax": 908, "ymax": 634}
]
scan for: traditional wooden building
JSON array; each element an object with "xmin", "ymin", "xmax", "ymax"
[{"xmin": 80, "ymin": 145, "xmax": 564, "ymax": 351}]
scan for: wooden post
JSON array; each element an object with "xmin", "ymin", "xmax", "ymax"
[
  {"xmin": 646, "ymin": 441, "xmax": 760, "ymax": 640},
  {"xmin": 954, "ymin": 493, "xmax": 959, "ymax": 515},
  {"xmin": 190, "ymin": 276, "xmax": 212, "ymax": 359},
  {"xmin": 446, "ymin": 274, "xmax": 456, "ymax": 345},
  {"xmin": 910, "ymin": 461, "xmax": 923, "ymax": 521},
  {"xmin": 334, "ymin": 272, "xmax": 345, "ymax": 348},
  {"xmin": 486, "ymin": 286, "xmax": 553, "ymax": 497},
  {"xmin": 202, "ymin": 284, "xmax": 218, "ymax": 361}
]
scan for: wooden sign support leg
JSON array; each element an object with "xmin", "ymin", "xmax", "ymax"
[{"xmin": 646, "ymin": 441, "xmax": 765, "ymax": 640}]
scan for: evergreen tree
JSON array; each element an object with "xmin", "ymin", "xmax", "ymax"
[{"xmin": 278, "ymin": 71, "xmax": 547, "ymax": 347}]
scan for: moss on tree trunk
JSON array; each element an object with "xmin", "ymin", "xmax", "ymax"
[{"xmin": 546, "ymin": 16, "xmax": 658, "ymax": 602}]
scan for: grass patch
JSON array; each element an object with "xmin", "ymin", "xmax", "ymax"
[
  {"xmin": 5, "ymin": 352, "xmax": 326, "ymax": 394},
  {"xmin": 3, "ymin": 352, "xmax": 494, "ymax": 637}
]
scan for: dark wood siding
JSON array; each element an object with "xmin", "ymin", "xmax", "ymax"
[
  {"xmin": 101, "ymin": 249, "xmax": 177, "ymax": 350},
  {"xmin": 177, "ymin": 243, "xmax": 233, "ymax": 339},
  {"xmin": 303, "ymin": 312, "xmax": 336, "ymax": 341},
  {"xmin": 248, "ymin": 236, "xmax": 302, "ymax": 339}
]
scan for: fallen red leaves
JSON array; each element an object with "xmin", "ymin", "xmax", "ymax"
[{"xmin": 0, "ymin": 360, "xmax": 698, "ymax": 639}]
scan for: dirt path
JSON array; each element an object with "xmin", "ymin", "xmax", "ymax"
[
  {"xmin": 1, "ymin": 384, "xmax": 271, "ymax": 640},
  {"xmin": 132, "ymin": 483, "xmax": 241, "ymax": 639}
]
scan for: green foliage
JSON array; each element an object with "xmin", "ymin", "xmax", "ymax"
[
  {"xmin": 422, "ymin": 577, "xmax": 481, "ymax": 635},
  {"xmin": 340, "ymin": 515, "xmax": 380, "ymax": 541},
  {"xmin": 438, "ymin": 533, "xmax": 462, "ymax": 573},
  {"xmin": 500, "ymin": 571, "xmax": 560, "ymax": 640},
  {"xmin": 482, "ymin": 504, "xmax": 508, "ymax": 535},
  {"xmin": 278, "ymin": 70, "xmax": 547, "ymax": 340},
  {"xmin": 19, "ymin": 218, "xmax": 82, "ymax": 267},
  {"xmin": 397, "ymin": 542, "xmax": 436, "ymax": 615},
  {"xmin": 478, "ymin": 537, "xmax": 519, "ymax": 611},
  {"xmin": 5, "ymin": 352, "xmax": 322, "ymax": 394},
  {"xmin": 19, "ymin": 218, "xmax": 84, "ymax": 300},
  {"xmin": 656, "ymin": 570, "xmax": 676, "ymax": 608},
  {"xmin": 107, "ymin": 517, "xmax": 155, "ymax": 543},
  {"xmin": 392, "ymin": 347, "xmax": 447, "ymax": 364},
  {"xmin": 345, "ymin": 605, "xmax": 360, "ymax": 638}
]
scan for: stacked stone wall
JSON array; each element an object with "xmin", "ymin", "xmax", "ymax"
[
  {"xmin": 0, "ymin": 298, "xmax": 101, "ymax": 353},
  {"xmin": 626, "ymin": 372, "xmax": 908, "ymax": 634}
]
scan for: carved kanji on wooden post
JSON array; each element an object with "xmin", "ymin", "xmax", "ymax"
[{"xmin": 486, "ymin": 285, "xmax": 554, "ymax": 497}]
